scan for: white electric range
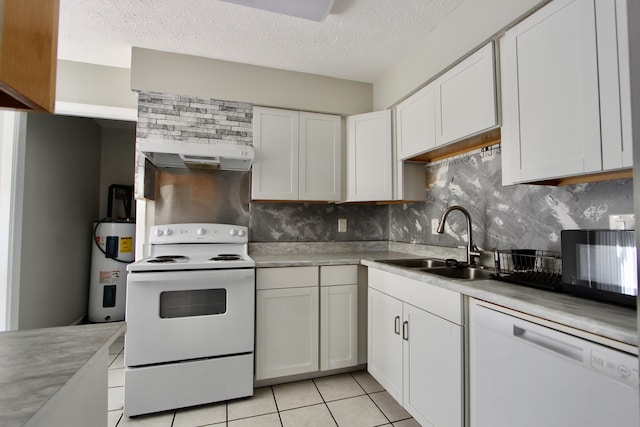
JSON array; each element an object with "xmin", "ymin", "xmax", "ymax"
[{"xmin": 123, "ymin": 223, "xmax": 255, "ymax": 417}]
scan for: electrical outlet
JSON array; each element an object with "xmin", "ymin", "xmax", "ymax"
[
  {"xmin": 338, "ymin": 218, "xmax": 347, "ymax": 233},
  {"xmin": 432, "ymin": 219, "xmax": 440, "ymax": 235},
  {"xmin": 609, "ymin": 214, "xmax": 635, "ymax": 230}
]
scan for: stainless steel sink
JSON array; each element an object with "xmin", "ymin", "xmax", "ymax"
[
  {"xmin": 377, "ymin": 258, "xmax": 448, "ymax": 268},
  {"xmin": 418, "ymin": 266, "xmax": 494, "ymax": 280}
]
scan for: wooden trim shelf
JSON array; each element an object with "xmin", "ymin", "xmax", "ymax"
[
  {"xmin": 532, "ymin": 169, "xmax": 633, "ymax": 186},
  {"xmin": 407, "ymin": 128, "xmax": 501, "ymax": 163}
]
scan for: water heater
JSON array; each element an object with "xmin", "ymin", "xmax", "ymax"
[
  {"xmin": 88, "ymin": 221, "xmax": 135, "ymax": 322},
  {"xmin": 88, "ymin": 184, "xmax": 135, "ymax": 322}
]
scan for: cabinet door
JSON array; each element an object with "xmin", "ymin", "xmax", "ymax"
[
  {"xmin": 403, "ymin": 304, "xmax": 463, "ymax": 427},
  {"xmin": 501, "ymin": 0, "xmax": 602, "ymax": 184},
  {"xmin": 252, "ymin": 107, "xmax": 299, "ymax": 200},
  {"xmin": 434, "ymin": 42, "xmax": 497, "ymax": 147},
  {"xmin": 596, "ymin": 0, "xmax": 633, "ymax": 170},
  {"xmin": 255, "ymin": 287, "xmax": 319, "ymax": 380},
  {"xmin": 346, "ymin": 110, "xmax": 392, "ymax": 201},
  {"xmin": 0, "ymin": 0, "xmax": 59, "ymax": 112},
  {"xmin": 299, "ymin": 112, "xmax": 341, "ymax": 201},
  {"xmin": 320, "ymin": 284, "xmax": 358, "ymax": 370},
  {"xmin": 396, "ymin": 84, "xmax": 436, "ymax": 160},
  {"xmin": 368, "ymin": 288, "xmax": 403, "ymax": 402}
]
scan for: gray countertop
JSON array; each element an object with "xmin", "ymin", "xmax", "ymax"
[
  {"xmin": 252, "ymin": 250, "xmax": 638, "ymax": 349},
  {"xmin": 0, "ymin": 322, "xmax": 125, "ymax": 427},
  {"xmin": 251, "ymin": 250, "xmax": 408, "ymax": 267}
]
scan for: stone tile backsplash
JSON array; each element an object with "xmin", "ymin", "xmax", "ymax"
[{"xmin": 136, "ymin": 91, "xmax": 253, "ymax": 145}]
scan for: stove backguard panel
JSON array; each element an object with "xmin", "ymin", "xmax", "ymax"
[{"xmin": 153, "ymin": 168, "xmax": 250, "ymax": 226}]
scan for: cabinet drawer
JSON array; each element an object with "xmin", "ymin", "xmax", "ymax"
[
  {"xmin": 368, "ymin": 268, "xmax": 462, "ymax": 325},
  {"xmin": 320, "ymin": 265, "xmax": 358, "ymax": 286},
  {"xmin": 256, "ymin": 266, "xmax": 319, "ymax": 290}
]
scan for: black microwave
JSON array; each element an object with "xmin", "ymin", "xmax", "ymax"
[{"xmin": 561, "ymin": 230, "xmax": 637, "ymax": 307}]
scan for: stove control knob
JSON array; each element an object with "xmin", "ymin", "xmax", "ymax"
[
  {"xmin": 164, "ymin": 228, "xmax": 173, "ymax": 236},
  {"xmin": 237, "ymin": 229, "xmax": 245, "ymax": 237},
  {"xmin": 196, "ymin": 227, "xmax": 206, "ymax": 236},
  {"xmin": 154, "ymin": 229, "xmax": 164, "ymax": 237},
  {"xmin": 229, "ymin": 229, "xmax": 237, "ymax": 236}
]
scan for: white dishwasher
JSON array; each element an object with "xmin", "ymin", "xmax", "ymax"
[{"xmin": 470, "ymin": 301, "xmax": 639, "ymax": 427}]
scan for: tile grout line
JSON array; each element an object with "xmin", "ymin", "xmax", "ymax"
[
  {"xmin": 311, "ymin": 376, "xmax": 340, "ymax": 427},
  {"xmin": 269, "ymin": 386, "xmax": 284, "ymax": 427},
  {"xmin": 351, "ymin": 372, "xmax": 395, "ymax": 427}
]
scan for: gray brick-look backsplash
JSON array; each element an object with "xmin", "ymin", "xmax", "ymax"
[{"xmin": 135, "ymin": 91, "xmax": 253, "ymax": 145}]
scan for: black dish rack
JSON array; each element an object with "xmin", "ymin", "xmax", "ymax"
[{"xmin": 493, "ymin": 249, "xmax": 563, "ymax": 291}]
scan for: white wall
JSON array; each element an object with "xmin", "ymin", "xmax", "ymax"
[
  {"xmin": 18, "ymin": 114, "xmax": 102, "ymax": 329},
  {"xmin": 98, "ymin": 125, "xmax": 136, "ymax": 219},
  {"xmin": 130, "ymin": 47, "xmax": 373, "ymax": 116},
  {"xmin": 55, "ymin": 60, "xmax": 138, "ymax": 121},
  {"xmin": 373, "ymin": 0, "xmax": 548, "ymax": 109},
  {"xmin": 0, "ymin": 111, "xmax": 26, "ymax": 331}
]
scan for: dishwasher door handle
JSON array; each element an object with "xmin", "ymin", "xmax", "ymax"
[{"xmin": 513, "ymin": 325, "xmax": 583, "ymax": 362}]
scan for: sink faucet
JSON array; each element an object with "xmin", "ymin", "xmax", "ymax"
[{"xmin": 436, "ymin": 205, "xmax": 481, "ymax": 266}]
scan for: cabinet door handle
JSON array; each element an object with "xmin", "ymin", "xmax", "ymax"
[
  {"xmin": 394, "ymin": 316, "xmax": 400, "ymax": 335},
  {"xmin": 402, "ymin": 320, "xmax": 409, "ymax": 341}
]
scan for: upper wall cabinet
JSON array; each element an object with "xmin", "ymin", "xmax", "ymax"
[
  {"xmin": 346, "ymin": 110, "xmax": 393, "ymax": 202},
  {"xmin": 501, "ymin": 0, "xmax": 632, "ymax": 185},
  {"xmin": 434, "ymin": 42, "xmax": 498, "ymax": 147},
  {"xmin": 396, "ymin": 84, "xmax": 436, "ymax": 160},
  {"xmin": 346, "ymin": 109, "xmax": 426, "ymax": 203},
  {"xmin": 0, "ymin": 0, "xmax": 59, "ymax": 113},
  {"xmin": 252, "ymin": 107, "xmax": 341, "ymax": 201},
  {"xmin": 395, "ymin": 42, "xmax": 498, "ymax": 162}
]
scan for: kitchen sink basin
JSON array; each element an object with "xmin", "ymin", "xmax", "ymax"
[
  {"xmin": 377, "ymin": 258, "xmax": 448, "ymax": 268},
  {"xmin": 419, "ymin": 266, "xmax": 494, "ymax": 281}
]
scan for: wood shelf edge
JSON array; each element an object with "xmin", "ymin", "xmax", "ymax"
[{"xmin": 530, "ymin": 169, "xmax": 633, "ymax": 186}]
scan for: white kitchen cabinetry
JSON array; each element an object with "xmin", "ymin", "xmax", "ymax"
[
  {"xmin": 320, "ymin": 265, "xmax": 358, "ymax": 370},
  {"xmin": 501, "ymin": 0, "xmax": 632, "ymax": 185},
  {"xmin": 255, "ymin": 266, "xmax": 319, "ymax": 380},
  {"xmin": 368, "ymin": 287, "xmax": 403, "ymax": 399},
  {"xmin": 252, "ymin": 107, "xmax": 341, "ymax": 201},
  {"xmin": 256, "ymin": 265, "xmax": 359, "ymax": 381},
  {"xmin": 396, "ymin": 84, "xmax": 436, "ymax": 160},
  {"xmin": 346, "ymin": 110, "xmax": 393, "ymax": 202},
  {"xmin": 395, "ymin": 42, "xmax": 497, "ymax": 160},
  {"xmin": 368, "ymin": 268, "xmax": 463, "ymax": 427},
  {"xmin": 434, "ymin": 42, "xmax": 497, "ymax": 147}
]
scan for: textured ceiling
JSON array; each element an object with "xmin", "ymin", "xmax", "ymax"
[{"xmin": 58, "ymin": 0, "xmax": 463, "ymax": 83}]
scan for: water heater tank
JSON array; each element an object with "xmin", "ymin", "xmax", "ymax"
[{"xmin": 88, "ymin": 221, "xmax": 135, "ymax": 322}]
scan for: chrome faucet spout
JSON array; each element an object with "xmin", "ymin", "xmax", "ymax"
[{"xmin": 436, "ymin": 205, "xmax": 480, "ymax": 265}]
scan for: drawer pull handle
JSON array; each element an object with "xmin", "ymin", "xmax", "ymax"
[{"xmin": 394, "ymin": 316, "xmax": 400, "ymax": 335}]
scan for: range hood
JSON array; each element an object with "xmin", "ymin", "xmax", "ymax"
[{"xmin": 138, "ymin": 141, "xmax": 254, "ymax": 171}]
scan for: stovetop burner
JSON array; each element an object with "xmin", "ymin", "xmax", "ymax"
[
  {"xmin": 209, "ymin": 254, "xmax": 243, "ymax": 261},
  {"xmin": 147, "ymin": 255, "xmax": 190, "ymax": 264}
]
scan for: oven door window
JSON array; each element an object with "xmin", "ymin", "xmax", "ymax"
[{"xmin": 159, "ymin": 289, "xmax": 227, "ymax": 318}]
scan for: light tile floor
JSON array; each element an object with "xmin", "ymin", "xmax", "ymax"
[{"xmin": 107, "ymin": 336, "xmax": 421, "ymax": 426}]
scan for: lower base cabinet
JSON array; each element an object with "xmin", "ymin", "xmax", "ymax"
[
  {"xmin": 368, "ymin": 268, "xmax": 463, "ymax": 427},
  {"xmin": 321, "ymin": 283, "xmax": 358, "ymax": 371},
  {"xmin": 255, "ymin": 265, "xmax": 358, "ymax": 381},
  {"xmin": 403, "ymin": 303, "xmax": 462, "ymax": 427},
  {"xmin": 256, "ymin": 286, "xmax": 319, "ymax": 380}
]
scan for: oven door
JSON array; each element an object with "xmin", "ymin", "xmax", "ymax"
[{"xmin": 125, "ymin": 268, "xmax": 255, "ymax": 367}]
